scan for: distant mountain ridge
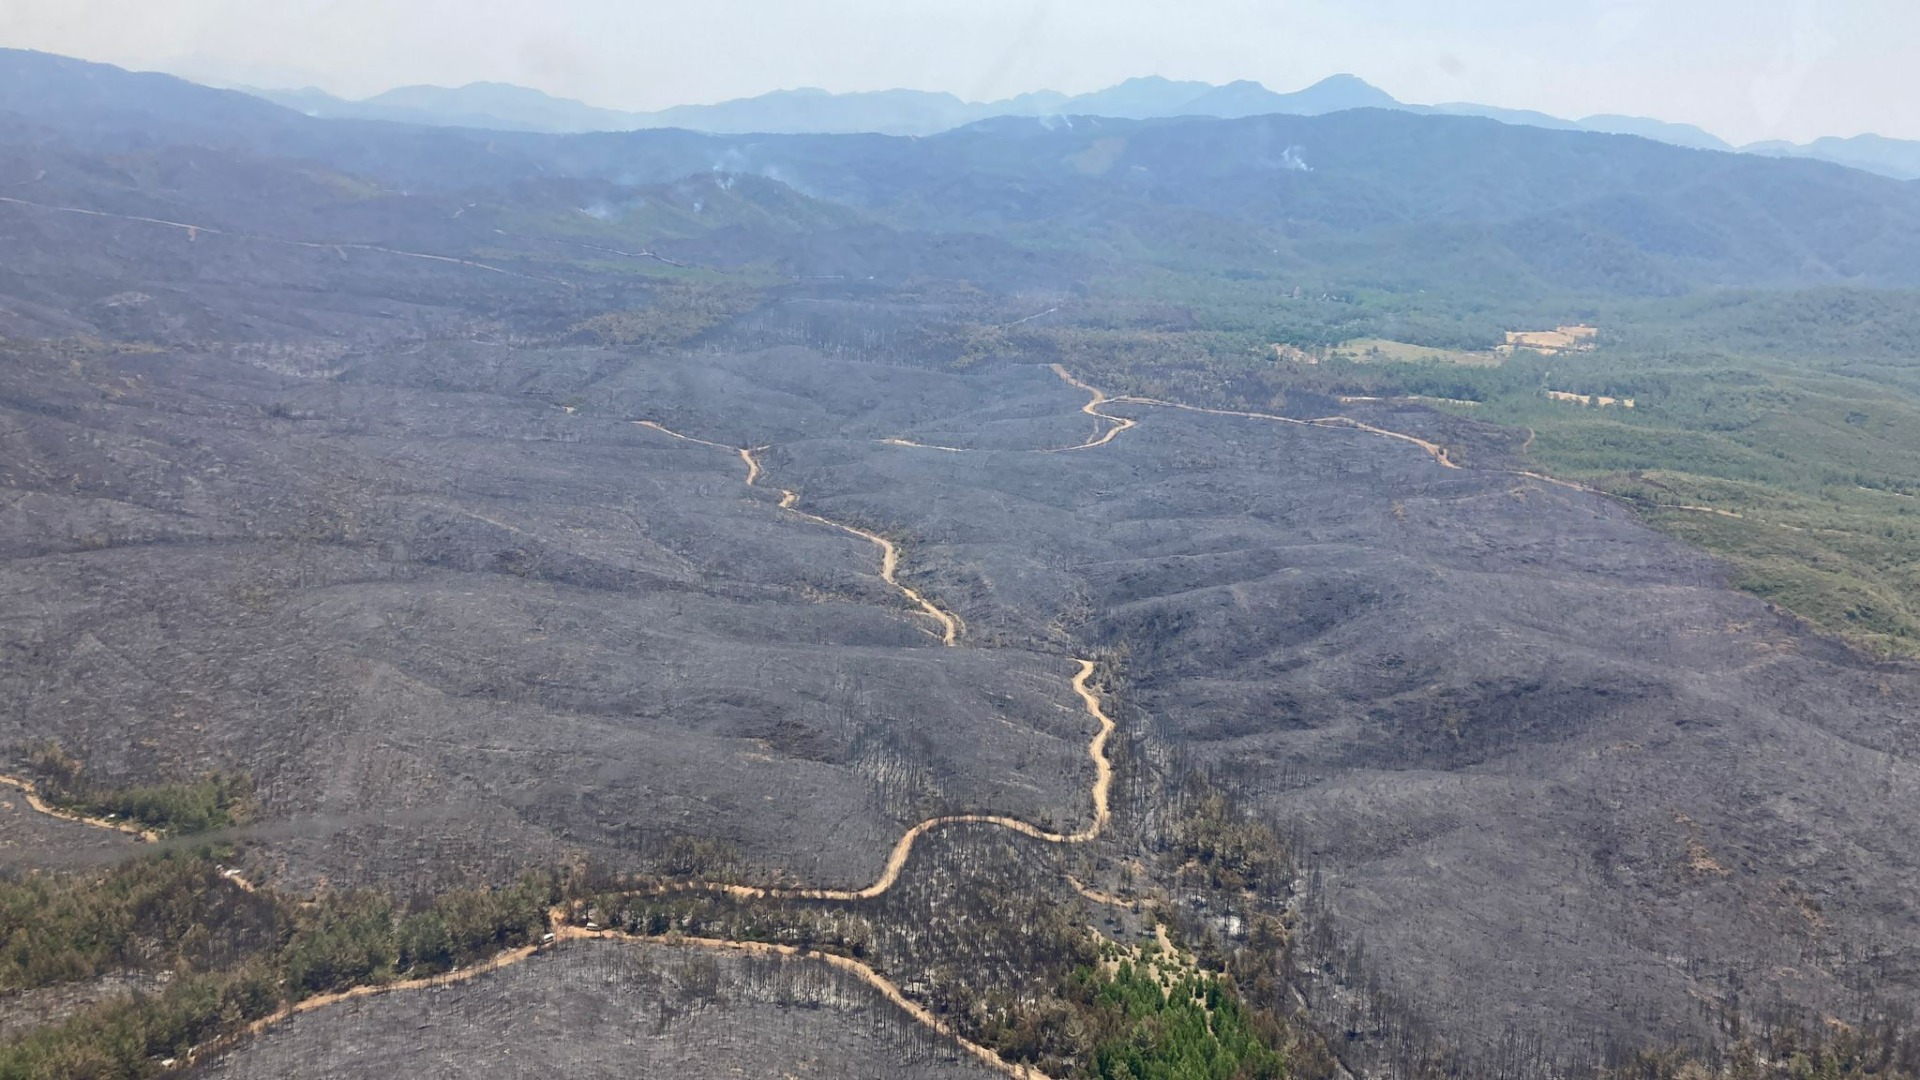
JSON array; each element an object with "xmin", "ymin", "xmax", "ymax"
[
  {"xmin": 1746, "ymin": 134, "xmax": 1920, "ymax": 181},
  {"xmin": 245, "ymin": 71, "xmax": 1917, "ymax": 179},
  {"xmin": 249, "ymin": 72, "xmax": 1414, "ymax": 137},
  {"xmin": 5, "ymin": 46, "xmax": 1920, "ymax": 302}
]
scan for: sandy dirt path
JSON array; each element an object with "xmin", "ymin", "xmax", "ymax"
[
  {"xmin": 880, "ymin": 366, "xmax": 1451, "ymax": 463},
  {"xmin": 873, "ymin": 365, "xmax": 1135, "ymax": 454},
  {"xmin": 557, "ymin": 926, "xmax": 1053, "ymax": 1079},
  {"xmin": 1049, "ymin": 364, "xmax": 1139, "ymax": 451},
  {"xmin": 1100, "ymin": 391, "xmax": 1460, "ymax": 468},
  {"xmin": 643, "ymin": 658, "xmax": 1113, "ymax": 903},
  {"xmin": 193, "ymin": 407, "xmax": 1125, "ymax": 1075},
  {"xmin": 637, "ymin": 420, "xmax": 963, "ymax": 645},
  {"xmin": 195, "ymin": 922, "xmax": 1052, "ymax": 1079},
  {"xmin": 0, "ymin": 774, "xmax": 159, "ymax": 843}
]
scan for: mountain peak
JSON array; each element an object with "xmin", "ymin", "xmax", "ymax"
[{"xmin": 1291, "ymin": 73, "xmax": 1401, "ymax": 111}]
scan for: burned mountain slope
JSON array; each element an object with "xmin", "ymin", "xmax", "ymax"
[
  {"xmin": 736, "ymin": 358, "xmax": 1920, "ymax": 1063},
  {"xmin": 0, "ymin": 336, "xmax": 1107, "ymax": 894},
  {"xmin": 202, "ymin": 938, "xmax": 1001, "ymax": 1080}
]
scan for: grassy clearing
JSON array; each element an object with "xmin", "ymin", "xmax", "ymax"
[
  {"xmin": 1328, "ymin": 338, "xmax": 1503, "ymax": 366},
  {"xmin": 1394, "ymin": 310, "xmax": 1920, "ymax": 655}
]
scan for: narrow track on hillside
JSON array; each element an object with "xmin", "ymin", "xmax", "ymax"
[
  {"xmin": 555, "ymin": 926, "xmax": 1052, "ymax": 1079},
  {"xmin": 188, "ymin": 920, "xmax": 1050, "ymax": 1080},
  {"xmin": 875, "ymin": 364, "xmax": 1135, "ymax": 454},
  {"xmin": 1093, "ymin": 387, "xmax": 1460, "ymax": 467},
  {"xmin": 77, "ymin": 359, "xmax": 1813, "ymax": 1076},
  {"xmin": 635, "ymin": 658, "xmax": 1114, "ymax": 902},
  {"xmin": 1080, "ymin": 383, "xmax": 1817, "ymax": 532},
  {"xmin": 1049, "ymin": 365, "xmax": 1140, "ymax": 451},
  {"xmin": 0, "ymin": 195, "xmax": 574, "ymax": 286},
  {"xmin": 0, "ymin": 773, "xmax": 159, "ymax": 842},
  {"xmin": 879, "ymin": 364, "xmax": 1451, "ymax": 463},
  {"xmin": 44, "ymin": 370, "xmax": 1476, "ymax": 1076},
  {"xmin": 636, "ymin": 420, "xmax": 962, "ymax": 645}
]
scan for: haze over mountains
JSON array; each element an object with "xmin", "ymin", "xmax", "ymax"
[
  {"xmin": 11, "ymin": 38, "xmax": 1920, "ymax": 1079},
  {"xmin": 7, "ymin": 45, "xmax": 1920, "ymax": 318},
  {"xmin": 247, "ymin": 69, "xmax": 1920, "ymax": 180}
]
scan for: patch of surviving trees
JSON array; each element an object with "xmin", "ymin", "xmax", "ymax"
[{"xmin": 8, "ymin": 732, "xmax": 1919, "ymax": 1080}]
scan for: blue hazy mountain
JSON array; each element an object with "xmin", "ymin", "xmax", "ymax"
[
  {"xmin": 645, "ymin": 87, "xmax": 981, "ymax": 135},
  {"xmin": 1746, "ymin": 134, "xmax": 1920, "ymax": 181},
  {"xmin": 240, "ymin": 63, "xmax": 1919, "ymax": 179},
  {"xmin": 1430, "ymin": 102, "xmax": 1582, "ymax": 130},
  {"xmin": 1578, "ymin": 114, "xmax": 1733, "ymax": 152},
  {"xmin": 250, "ymin": 74, "xmax": 1402, "ymax": 135},
  {"xmin": 253, "ymin": 81, "xmax": 639, "ymax": 132}
]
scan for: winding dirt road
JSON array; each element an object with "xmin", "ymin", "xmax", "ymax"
[
  {"xmin": 197, "ymin": 921, "xmax": 1048, "ymax": 1079},
  {"xmin": 1050, "ymin": 364, "xmax": 1139, "ymax": 452},
  {"xmin": 74, "ymin": 369, "xmax": 1461, "ymax": 1073},
  {"xmin": 557, "ymin": 926, "xmax": 1051, "ymax": 1079},
  {"xmin": 49, "ymin": 360, "xmax": 1776, "ymax": 1077},
  {"xmin": 182, "ymin": 413, "xmax": 1108, "ymax": 1078},
  {"xmin": 24, "ymin": 410, "xmax": 1084, "ymax": 1076},
  {"xmin": 641, "ymin": 658, "xmax": 1113, "ymax": 903},
  {"xmin": 878, "ymin": 365, "xmax": 1135, "ymax": 455},
  {"xmin": 877, "ymin": 365, "xmax": 1449, "ymax": 466},
  {"xmin": 0, "ymin": 774, "xmax": 159, "ymax": 843},
  {"xmin": 1094, "ymin": 390, "xmax": 1459, "ymax": 468},
  {"xmin": 637, "ymin": 419, "xmax": 962, "ymax": 645}
]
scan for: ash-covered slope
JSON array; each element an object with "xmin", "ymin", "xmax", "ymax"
[
  {"xmin": 754, "ymin": 362, "xmax": 1920, "ymax": 1065},
  {"xmin": 6, "ymin": 46, "xmax": 1920, "ymax": 1073},
  {"xmin": 203, "ymin": 938, "xmax": 1000, "ymax": 1078}
]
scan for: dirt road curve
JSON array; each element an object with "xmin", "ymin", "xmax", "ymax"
[
  {"xmin": 557, "ymin": 927, "xmax": 1052, "ymax": 1079},
  {"xmin": 1049, "ymin": 365, "xmax": 1138, "ymax": 451},
  {"xmin": 643, "ymin": 657, "xmax": 1112, "ymax": 904},
  {"xmin": 637, "ymin": 419, "xmax": 963, "ymax": 645},
  {"xmin": 0, "ymin": 774, "xmax": 159, "ymax": 843},
  {"xmin": 877, "ymin": 366, "xmax": 1454, "ymax": 466}
]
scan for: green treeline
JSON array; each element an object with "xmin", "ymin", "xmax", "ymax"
[
  {"xmin": 0, "ymin": 855, "xmax": 271, "ymax": 992},
  {"xmin": 23, "ymin": 742, "xmax": 252, "ymax": 837},
  {"xmin": 66, "ymin": 776, "xmax": 253, "ymax": 837},
  {"xmin": 0, "ymin": 853, "xmax": 555, "ymax": 1080}
]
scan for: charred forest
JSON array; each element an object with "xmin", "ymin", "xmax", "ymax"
[{"xmin": 5, "ymin": 46, "xmax": 1920, "ymax": 1080}]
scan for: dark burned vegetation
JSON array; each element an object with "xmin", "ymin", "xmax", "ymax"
[
  {"xmin": 8, "ymin": 46, "xmax": 1920, "ymax": 1080},
  {"xmin": 0, "ymin": 788, "xmax": 1308, "ymax": 1080}
]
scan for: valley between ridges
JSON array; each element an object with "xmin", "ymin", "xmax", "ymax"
[{"xmin": 31, "ymin": 365, "xmax": 1488, "ymax": 1078}]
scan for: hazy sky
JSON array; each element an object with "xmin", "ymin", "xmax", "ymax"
[{"xmin": 1, "ymin": 0, "xmax": 1913, "ymax": 144}]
